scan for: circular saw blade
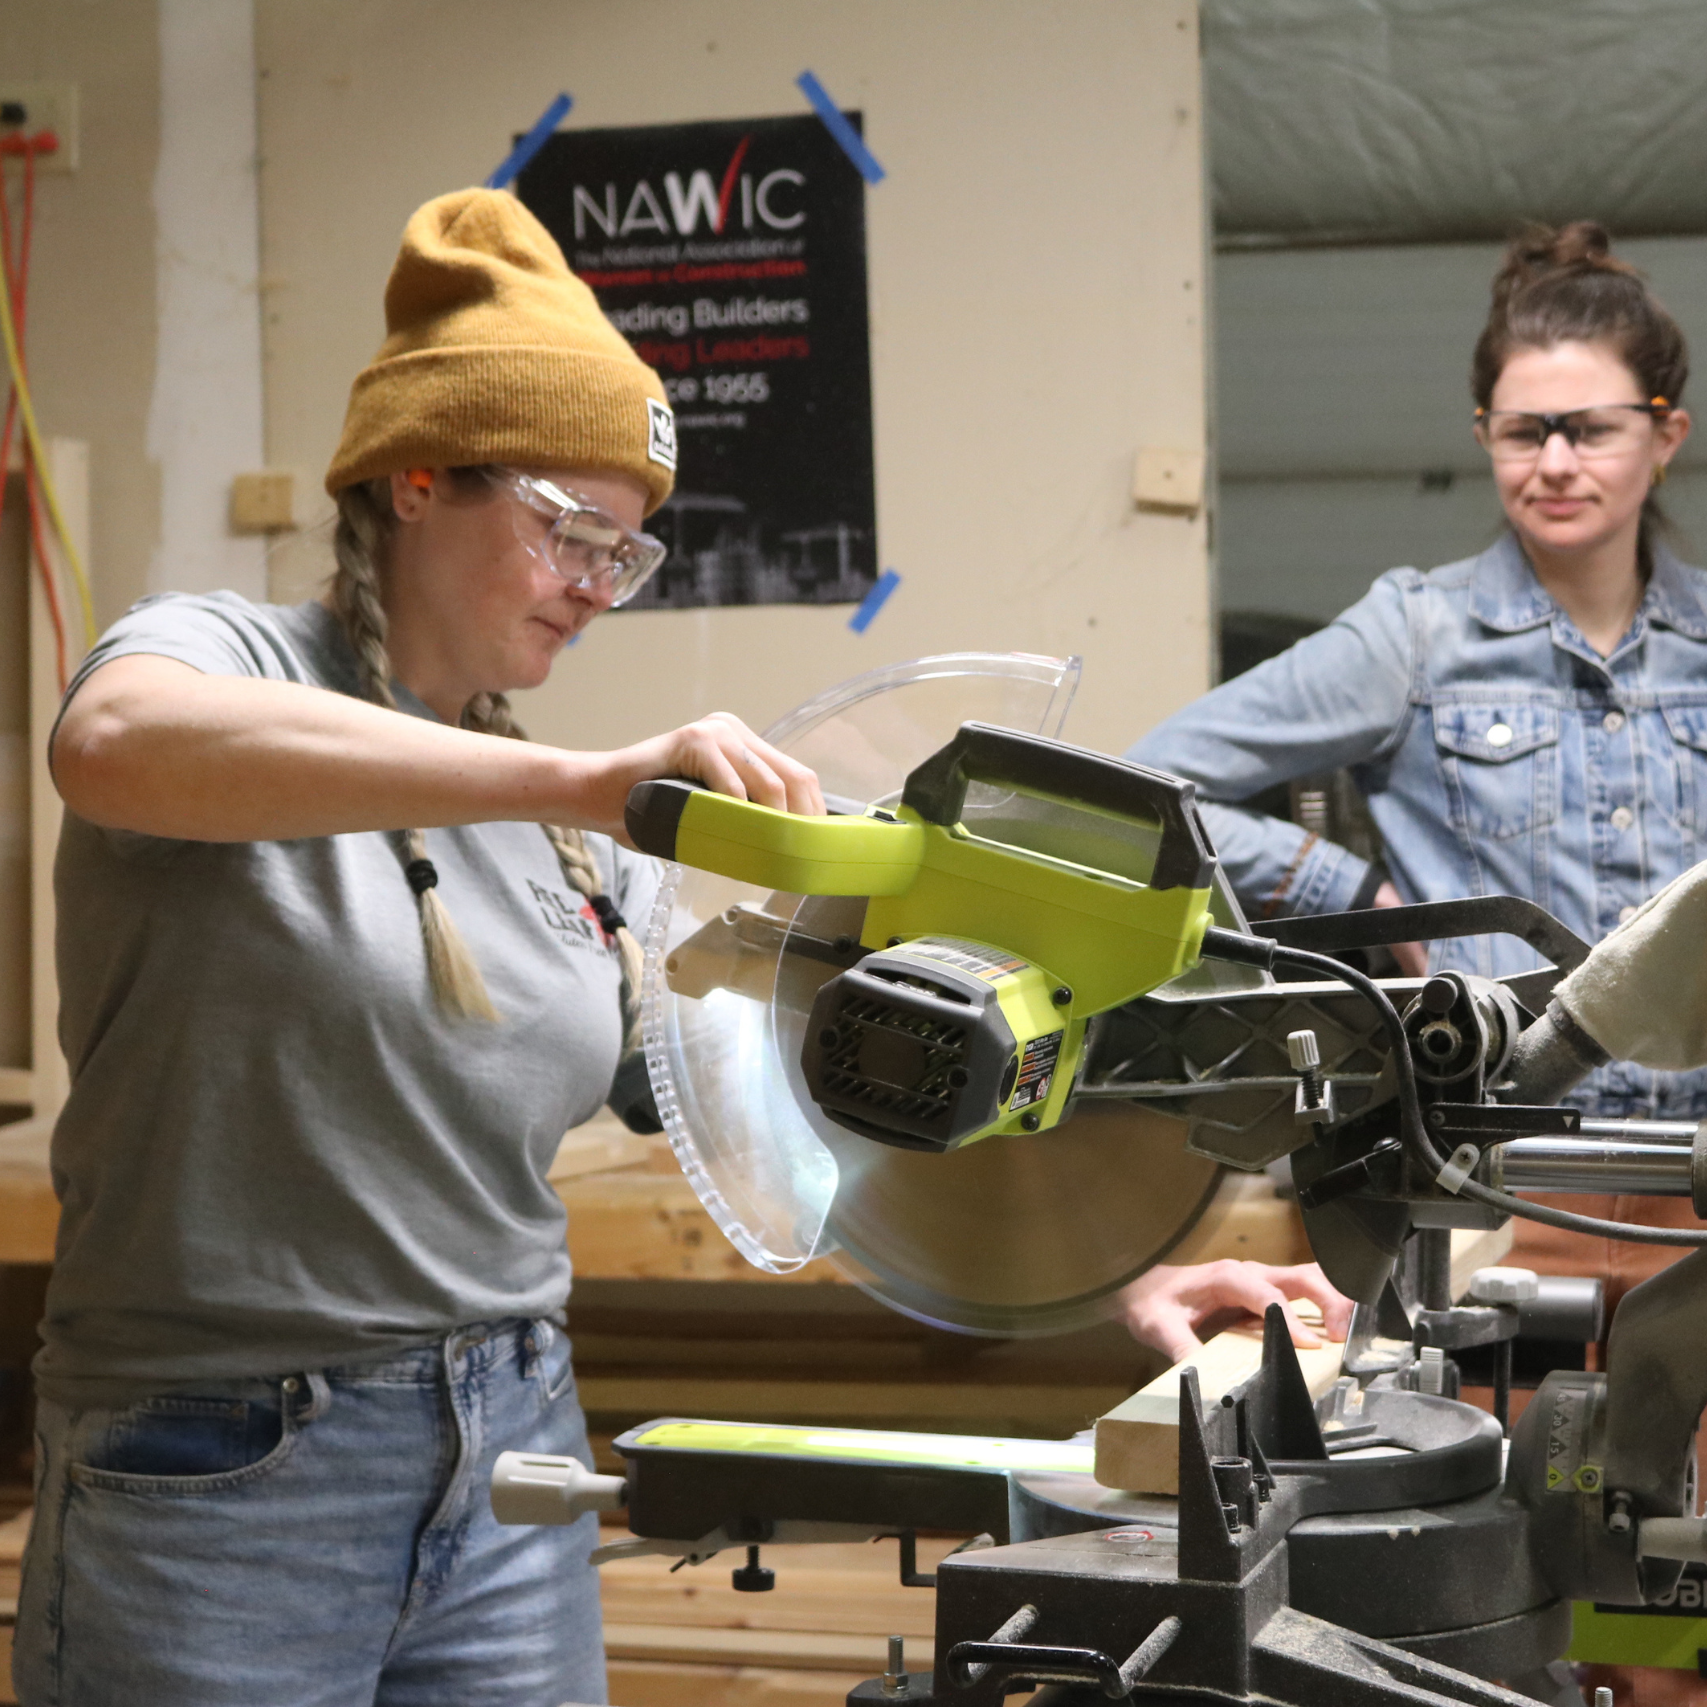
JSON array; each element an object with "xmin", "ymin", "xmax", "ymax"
[
  {"xmin": 820, "ymin": 1100, "xmax": 1222, "ymax": 1336},
  {"xmin": 769, "ymin": 894, "xmax": 1223, "ymax": 1337},
  {"xmin": 642, "ymin": 650, "xmax": 1228, "ymax": 1335}
]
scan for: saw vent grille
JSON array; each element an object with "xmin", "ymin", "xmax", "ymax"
[{"xmin": 819, "ymin": 992, "xmax": 969, "ymax": 1129}]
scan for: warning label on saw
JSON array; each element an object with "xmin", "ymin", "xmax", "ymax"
[
  {"xmin": 906, "ymin": 938, "xmax": 1029, "ymax": 982},
  {"xmin": 1008, "ymin": 1030, "xmax": 1063, "ymax": 1110}
]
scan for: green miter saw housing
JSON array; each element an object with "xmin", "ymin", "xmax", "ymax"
[{"xmin": 625, "ymin": 721, "xmax": 1216, "ymax": 1154}]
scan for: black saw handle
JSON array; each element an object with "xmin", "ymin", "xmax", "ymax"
[{"xmin": 899, "ymin": 721, "xmax": 1216, "ymax": 891}]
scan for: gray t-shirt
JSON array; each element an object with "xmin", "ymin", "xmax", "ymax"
[{"xmin": 37, "ymin": 592, "xmax": 659, "ymax": 1408}]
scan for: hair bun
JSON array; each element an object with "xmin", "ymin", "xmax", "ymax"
[{"xmin": 1491, "ymin": 220, "xmax": 1636, "ymax": 310}]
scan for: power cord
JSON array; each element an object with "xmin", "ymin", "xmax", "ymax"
[{"xmin": 1201, "ymin": 925, "xmax": 1707, "ymax": 1248}]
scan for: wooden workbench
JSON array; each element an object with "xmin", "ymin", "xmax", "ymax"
[{"xmin": 0, "ymin": 1110, "xmax": 1308, "ymax": 1280}]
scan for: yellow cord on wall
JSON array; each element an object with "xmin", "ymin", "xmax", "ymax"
[{"xmin": 0, "ymin": 245, "xmax": 98, "ymax": 648}]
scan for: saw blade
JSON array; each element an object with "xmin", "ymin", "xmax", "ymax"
[
  {"xmin": 763, "ymin": 880, "xmax": 1225, "ymax": 1337},
  {"xmin": 642, "ymin": 650, "xmax": 1232, "ymax": 1324},
  {"xmin": 819, "ymin": 1099, "xmax": 1222, "ymax": 1336}
]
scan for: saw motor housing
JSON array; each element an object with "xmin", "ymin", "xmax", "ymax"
[
  {"xmin": 802, "ymin": 936, "xmax": 1082, "ymax": 1151},
  {"xmin": 627, "ymin": 720, "xmax": 1217, "ymax": 1154}
]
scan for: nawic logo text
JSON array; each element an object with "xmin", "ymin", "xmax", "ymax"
[{"xmin": 572, "ymin": 169, "xmax": 806, "ymax": 240}]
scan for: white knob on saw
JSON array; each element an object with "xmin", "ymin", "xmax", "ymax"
[
  {"xmin": 491, "ymin": 1452, "xmax": 626, "ymax": 1526},
  {"xmin": 1467, "ymin": 1266, "xmax": 1540, "ymax": 1305},
  {"xmin": 1638, "ymin": 1516, "xmax": 1707, "ymax": 1562}
]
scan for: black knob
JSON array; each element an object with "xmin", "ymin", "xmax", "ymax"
[{"xmin": 732, "ymin": 1544, "xmax": 774, "ymax": 1593}]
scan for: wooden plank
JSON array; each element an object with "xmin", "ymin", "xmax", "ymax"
[
  {"xmin": 606, "ymin": 1660, "xmax": 878, "ymax": 1707},
  {"xmin": 604, "ymin": 1624, "xmax": 930, "ymax": 1674},
  {"xmin": 0, "ymin": 1119, "xmax": 56, "ymax": 1265},
  {"xmin": 0, "ymin": 1073, "xmax": 30, "ymax": 1108},
  {"xmin": 1450, "ymin": 1223, "xmax": 1515, "ymax": 1298},
  {"xmin": 601, "ymin": 1579, "xmax": 935, "ymax": 1640},
  {"xmin": 560, "ymin": 1172, "xmax": 843, "ymax": 1285},
  {"xmin": 28, "ymin": 438, "xmax": 86, "ymax": 1128},
  {"xmin": 1093, "ymin": 1304, "xmax": 1344, "ymax": 1495},
  {"xmin": 1166, "ymin": 1172, "xmax": 1312, "ymax": 1268},
  {"xmin": 563, "ymin": 1158, "xmax": 1313, "ymax": 1287},
  {"xmin": 599, "ymin": 1533, "xmax": 956, "ymax": 1641}
]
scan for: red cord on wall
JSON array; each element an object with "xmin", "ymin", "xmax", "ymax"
[{"xmin": 0, "ymin": 131, "xmax": 68, "ymax": 692}]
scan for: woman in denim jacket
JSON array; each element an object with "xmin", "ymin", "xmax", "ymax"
[{"xmin": 1132, "ymin": 223, "xmax": 1699, "ymax": 1122}]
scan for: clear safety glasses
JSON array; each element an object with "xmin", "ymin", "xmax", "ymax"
[
  {"xmin": 488, "ymin": 469, "xmax": 667, "ymax": 606},
  {"xmin": 1474, "ymin": 399, "xmax": 1670, "ymax": 464}
]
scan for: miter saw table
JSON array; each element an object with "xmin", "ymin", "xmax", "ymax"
[{"xmin": 488, "ymin": 655, "xmax": 1707, "ymax": 1705}]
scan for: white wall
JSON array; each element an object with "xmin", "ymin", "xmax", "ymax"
[
  {"xmin": 255, "ymin": 0, "xmax": 1213, "ymax": 756},
  {"xmin": 1215, "ymin": 237, "xmax": 1707, "ymax": 623},
  {"xmin": 147, "ymin": 0, "xmax": 267, "ymax": 598}
]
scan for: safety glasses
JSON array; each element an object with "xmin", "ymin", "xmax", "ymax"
[
  {"xmin": 1473, "ymin": 399, "xmax": 1671, "ymax": 463},
  {"xmin": 486, "ymin": 469, "xmax": 667, "ymax": 606}
]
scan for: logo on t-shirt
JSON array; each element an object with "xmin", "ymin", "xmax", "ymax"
[{"xmin": 529, "ymin": 881, "xmax": 619, "ymax": 955}]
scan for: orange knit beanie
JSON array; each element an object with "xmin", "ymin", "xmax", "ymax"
[{"xmin": 324, "ymin": 188, "xmax": 676, "ymax": 513}]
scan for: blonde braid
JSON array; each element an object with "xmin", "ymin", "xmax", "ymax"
[
  {"xmin": 331, "ymin": 480, "xmax": 499, "ymax": 1022},
  {"xmin": 462, "ymin": 690, "xmax": 646, "ymax": 1051}
]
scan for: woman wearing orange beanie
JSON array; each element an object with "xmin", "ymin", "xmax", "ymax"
[{"xmin": 13, "ymin": 188, "xmax": 820, "ymax": 1706}]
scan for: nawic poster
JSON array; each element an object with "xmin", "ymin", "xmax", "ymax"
[{"xmin": 519, "ymin": 112, "xmax": 877, "ymax": 611}]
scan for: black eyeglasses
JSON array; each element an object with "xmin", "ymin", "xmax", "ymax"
[{"xmin": 1474, "ymin": 399, "xmax": 1671, "ymax": 463}]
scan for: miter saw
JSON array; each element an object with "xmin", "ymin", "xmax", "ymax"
[{"xmin": 493, "ymin": 654, "xmax": 1707, "ymax": 1705}]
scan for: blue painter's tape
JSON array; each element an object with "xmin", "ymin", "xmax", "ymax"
[
  {"xmin": 796, "ymin": 71, "xmax": 886, "ymax": 184},
  {"xmin": 849, "ymin": 569, "xmax": 901, "ymax": 634},
  {"xmin": 487, "ymin": 92, "xmax": 573, "ymax": 191}
]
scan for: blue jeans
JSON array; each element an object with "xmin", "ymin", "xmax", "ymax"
[{"xmin": 14, "ymin": 1318, "xmax": 605, "ymax": 1706}]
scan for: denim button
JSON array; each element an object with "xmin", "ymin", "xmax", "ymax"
[
  {"xmin": 1486, "ymin": 722, "xmax": 1514, "ymax": 748},
  {"xmin": 1610, "ymin": 806, "xmax": 1635, "ymax": 832},
  {"xmin": 1603, "ymin": 710, "xmax": 1626, "ymax": 734},
  {"xmin": 282, "ymin": 1377, "xmax": 300, "ymax": 1394}
]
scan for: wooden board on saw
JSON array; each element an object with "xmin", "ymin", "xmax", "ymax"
[
  {"xmin": 1093, "ymin": 1303, "xmax": 1344, "ymax": 1496},
  {"xmin": 1092, "ymin": 1223, "xmax": 1516, "ymax": 1495}
]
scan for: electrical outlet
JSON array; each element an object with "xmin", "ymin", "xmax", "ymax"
[
  {"xmin": 0, "ymin": 85, "xmax": 79, "ymax": 173},
  {"xmin": 1133, "ymin": 447, "xmax": 1205, "ymax": 516}
]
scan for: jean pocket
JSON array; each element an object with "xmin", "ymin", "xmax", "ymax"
[
  {"xmin": 1663, "ymin": 705, "xmax": 1707, "ymax": 831},
  {"xmin": 1433, "ymin": 702, "xmax": 1560, "ymax": 841},
  {"xmin": 71, "ymin": 1392, "xmax": 295, "ymax": 1495}
]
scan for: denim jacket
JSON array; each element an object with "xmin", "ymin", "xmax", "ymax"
[{"xmin": 1128, "ymin": 532, "xmax": 1707, "ymax": 1117}]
